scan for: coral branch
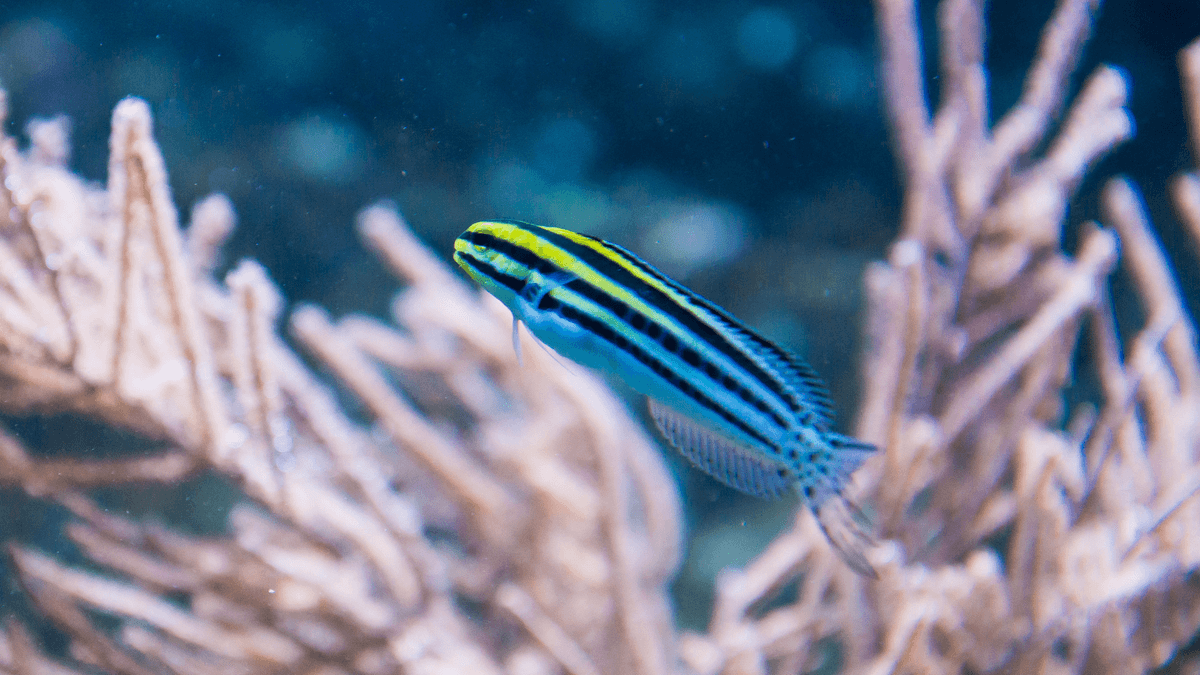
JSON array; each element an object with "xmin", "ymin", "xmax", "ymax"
[{"xmin": 0, "ymin": 4, "xmax": 1195, "ymax": 674}]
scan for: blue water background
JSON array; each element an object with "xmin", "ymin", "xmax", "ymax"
[{"xmin": 0, "ymin": 0, "xmax": 1196, "ymax": 640}]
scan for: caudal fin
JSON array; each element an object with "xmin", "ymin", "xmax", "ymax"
[
  {"xmin": 825, "ymin": 432, "xmax": 877, "ymax": 479},
  {"xmin": 814, "ymin": 493, "xmax": 879, "ymax": 578}
]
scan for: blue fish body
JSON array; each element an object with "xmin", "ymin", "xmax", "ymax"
[{"xmin": 454, "ymin": 220, "xmax": 878, "ymax": 576}]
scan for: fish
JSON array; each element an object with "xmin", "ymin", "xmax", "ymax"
[{"xmin": 453, "ymin": 220, "xmax": 878, "ymax": 577}]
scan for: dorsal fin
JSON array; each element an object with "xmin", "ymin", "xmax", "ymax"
[
  {"xmin": 597, "ymin": 239, "xmax": 836, "ymax": 425},
  {"xmin": 688, "ymin": 300, "xmax": 835, "ymax": 425},
  {"xmin": 648, "ymin": 399, "xmax": 792, "ymax": 499}
]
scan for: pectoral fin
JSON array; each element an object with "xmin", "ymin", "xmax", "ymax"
[{"xmin": 512, "ymin": 316, "xmax": 523, "ymax": 366}]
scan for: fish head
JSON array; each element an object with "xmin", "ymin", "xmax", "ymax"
[{"xmin": 454, "ymin": 220, "xmax": 537, "ymax": 302}]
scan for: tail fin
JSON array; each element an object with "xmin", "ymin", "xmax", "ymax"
[
  {"xmin": 825, "ymin": 432, "xmax": 877, "ymax": 479},
  {"xmin": 792, "ymin": 429, "xmax": 878, "ymax": 571},
  {"xmin": 814, "ymin": 494, "xmax": 879, "ymax": 578}
]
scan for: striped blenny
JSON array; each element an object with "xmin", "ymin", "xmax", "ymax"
[{"xmin": 453, "ymin": 220, "xmax": 878, "ymax": 576}]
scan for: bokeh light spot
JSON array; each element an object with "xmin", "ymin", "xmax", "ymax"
[
  {"xmin": 736, "ymin": 7, "xmax": 798, "ymax": 71},
  {"xmin": 532, "ymin": 118, "xmax": 597, "ymax": 182},
  {"xmin": 279, "ymin": 115, "xmax": 367, "ymax": 183}
]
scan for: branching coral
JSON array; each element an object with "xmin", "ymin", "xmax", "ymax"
[
  {"xmin": 678, "ymin": 1, "xmax": 1200, "ymax": 673},
  {"xmin": 0, "ymin": 96, "xmax": 681, "ymax": 675},
  {"xmin": 0, "ymin": 1, "xmax": 1198, "ymax": 674}
]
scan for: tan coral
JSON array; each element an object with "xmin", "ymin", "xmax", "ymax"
[
  {"xmin": 0, "ymin": 93, "xmax": 682, "ymax": 675},
  {"xmin": 0, "ymin": 2, "xmax": 1199, "ymax": 675},
  {"xmin": 688, "ymin": 2, "xmax": 1200, "ymax": 674}
]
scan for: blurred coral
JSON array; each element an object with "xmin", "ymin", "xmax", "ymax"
[
  {"xmin": 0, "ymin": 1, "xmax": 1199, "ymax": 674},
  {"xmin": 678, "ymin": 1, "xmax": 1200, "ymax": 673},
  {"xmin": 0, "ymin": 95, "xmax": 681, "ymax": 675}
]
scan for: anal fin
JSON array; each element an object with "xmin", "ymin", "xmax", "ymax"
[{"xmin": 648, "ymin": 399, "xmax": 791, "ymax": 499}]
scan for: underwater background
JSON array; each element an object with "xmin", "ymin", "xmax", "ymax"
[{"xmin": 0, "ymin": 0, "xmax": 1197, "ymax": 634}]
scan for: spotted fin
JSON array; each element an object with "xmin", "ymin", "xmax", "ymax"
[
  {"xmin": 804, "ymin": 433, "xmax": 878, "ymax": 577},
  {"xmin": 726, "ymin": 325, "xmax": 836, "ymax": 424},
  {"xmin": 814, "ymin": 494, "xmax": 878, "ymax": 578},
  {"xmin": 753, "ymin": 344, "xmax": 836, "ymax": 425},
  {"xmin": 679, "ymin": 295, "xmax": 837, "ymax": 426},
  {"xmin": 649, "ymin": 399, "xmax": 792, "ymax": 499},
  {"xmin": 824, "ymin": 433, "xmax": 877, "ymax": 482}
]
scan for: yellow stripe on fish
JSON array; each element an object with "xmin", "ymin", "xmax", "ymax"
[{"xmin": 454, "ymin": 220, "xmax": 878, "ymax": 577}]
